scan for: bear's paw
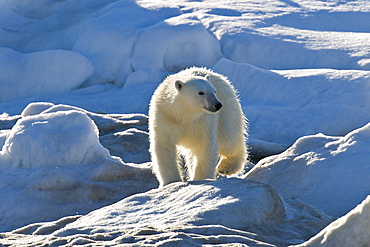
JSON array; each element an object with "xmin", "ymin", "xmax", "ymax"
[{"xmin": 216, "ymin": 156, "xmax": 244, "ymax": 175}]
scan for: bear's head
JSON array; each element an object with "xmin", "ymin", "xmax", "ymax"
[{"xmin": 174, "ymin": 75, "xmax": 222, "ymax": 114}]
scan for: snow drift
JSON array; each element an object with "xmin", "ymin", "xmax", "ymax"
[
  {"xmin": 245, "ymin": 122, "xmax": 370, "ymax": 218},
  {"xmin": 0, "ymin": 105, "xmax": 157, "ymax": 232},
  {"xmin": 131, "ymin": 14, "xmax": 223, "ymax": 72},
  {"xmin": 2, "ymin": 179, "xmax": 332, "ymax": 246},
  {"xmin": 296, "ymin": 195, "xmax": 370, "ymax": 247},
  {"xmin": 0, "ymin": 110, "xmax": 107, "ymax": 168},
  {"xmin": 0, "ymin": 48, "xmax": 93, "ymax": 102}
]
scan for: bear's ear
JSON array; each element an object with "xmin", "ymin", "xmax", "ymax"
[
  {"xmin": 205, "ymin": 74, "xmax": 210, "ymax": 81},
  {"xmin": 175, "ymin": 80, "xmax": 184, "ymax": 91}
]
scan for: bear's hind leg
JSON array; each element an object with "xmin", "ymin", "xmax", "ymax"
[{"xmin": 216, "ymin": 155, "xmax": 245, "ymax": 176}]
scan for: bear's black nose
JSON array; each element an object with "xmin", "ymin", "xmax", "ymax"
[{"xmin": 215, "ymin": 102, "xmax": 222, "ymax": 111}]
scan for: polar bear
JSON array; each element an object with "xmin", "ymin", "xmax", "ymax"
[{"xmin": 149, "ymin": 67, "xmax": 247, "ymax": 187}]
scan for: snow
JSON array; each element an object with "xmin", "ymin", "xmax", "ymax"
[
  {"xmin": 21, "ymin": 102, "xmax": 55, "ymax": 117},
  {"xmin": 244, "ymin": 123, "xmax": 370, "ymax": 217},
  {"xmin": 1, "ymin": 179, "xmax": 333, "ymax": 246},
  {"xmin": 0, "ymin": 48, "xmax": 93, "ymax": 102},
  {"xmin": 131, "ymin": 14, "xmax": 223, "ymax": 72},
  {"xmin": 297, "ymin": 195, "xmax": 370, "ymax": 247},
  {"xmin": 0, "ymin": 110, "xmax": 109, "ymax": 168},
  {"xmin": 0, "ymin": 107, "xmax": 157, "ymax": 232},
  {"xmin": 0, "ymin": 0, "xmax": 369, "ymax": 246}
]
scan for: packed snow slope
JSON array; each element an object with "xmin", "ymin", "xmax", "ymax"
[
  {"xmin": 0, "ymin": 103, "xmax": 157, "ymax": 232},
  {"xmin": 245, "ymin": 123, "xmax": 370, "ymax": 218},
  {"xmin": 296, "ymin": 195, "xmax": 370, "ymax": 247},
  {"xmin": 1, "ymin": 179, "xmax": 334, "ymax": 246},
  {"xmin": 0, "ymin": 0, "xmax": 369, "ymax": 246}
]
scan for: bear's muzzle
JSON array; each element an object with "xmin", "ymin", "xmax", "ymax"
[{"xmin": 205, "ymin": 102, "xmax": 223, "ymax": 113}]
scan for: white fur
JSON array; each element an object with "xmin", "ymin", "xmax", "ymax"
[{"xmin": 149, "ymin": 67, "xmax": 247, "ymax": 187}]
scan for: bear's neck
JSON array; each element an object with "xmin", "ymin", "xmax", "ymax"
[{"xmin": 165, "ymin": 100, "xmax": 204, "ymax": 125}]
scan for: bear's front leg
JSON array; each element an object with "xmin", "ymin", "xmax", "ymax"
[
  {"xmin": 190, "ymin": 139, "xmax": 219, "ymax": 181},
  {"xmin": 152, "ymin": 143, "xmax": 182, "ymax": 187}
]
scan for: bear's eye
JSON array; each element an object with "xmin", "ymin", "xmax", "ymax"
[{"xmin": 198, "ymin": 92, "xmax": 205, "ymax": 95}]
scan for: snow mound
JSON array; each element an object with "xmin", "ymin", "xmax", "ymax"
[
  {"xmin": 1, "ymin": 178, "xmax": 332, "ymax": 246},
  {"xmin": 0, "ymin": 48, "xmax": 93, "ymax": 102},
  {"xmin": 296, "ymin": 196, "xmax": 370, "ymax": 247},
  {"xmin": 0, "ymin": 107, "xmax": 157, "ymax": 232},
  {"xmin": 21, "ymin": 102, "xmax": 55, "ymax": 117},
  {"xmin": 131, "ymin": 14, "xmax": 223, "ymax": 72},
  {"xmin": 0, "ymin": 110, "xmax": 108, "ymax": 168},
  {"xmin": 245, "ymin": 123, "xmax": 370, "ymax": 217},
  {"xmin": 22, "ymin": 102, "xmax": 149, "ymax": 135},
  {"xmin": 19, "ymin": 102, "xmax": 151, "ymax": 163},
  {"xmin": 57, "ymin": 179, "xmax": 286, "ymax": 232}
]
